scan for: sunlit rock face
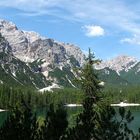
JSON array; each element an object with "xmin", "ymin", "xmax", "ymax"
[
  {"xmin": 96, "ymin": 55, "xmax": 138, "ymax": 74},
  {"xmin": 0, "ymin": 19, "xmax": 85, "ymax": 65},
  {"xmin": 0, "ymin": 19, "xmax": 86, "ymax": 88}
]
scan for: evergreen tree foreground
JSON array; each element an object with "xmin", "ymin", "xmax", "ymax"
[{"xmin": 0, "ymin": 49, "xmax": 140, "ymax": 140}]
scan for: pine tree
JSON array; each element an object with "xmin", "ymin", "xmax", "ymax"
[
  {"xmin": 64, "ymin": 49, "xmax": 102, "ymax": 140},
  {"xmin": 39, "ymin": 103, "xmax": 68, "ymax": 140},
  {"xmin": 64, "ymin": 48, "xmax": 137, "ymax": 140},
  {"xmin": 0, "ymin": 96, "xmax": 39, "ymax": 140}
]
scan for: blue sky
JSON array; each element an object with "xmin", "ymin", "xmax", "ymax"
[{"xmin": 0, "ymin": 0, "xmax": 140, "ymax": 60}]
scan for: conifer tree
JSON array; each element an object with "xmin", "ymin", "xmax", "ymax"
[
  {"xmin": 39, "ymin": 103, "xmax": 68, "ymax": 140},
  {"xmin": 64, "ymin": 49, "xmax": 102, "ymax": 140},
  {"xmin": 0, "ymin": 96, "xmax": 39, "ymax": 140},
  {"xmin": 64, "ymin": 48, "xmax": 137, "ymax": 140}
]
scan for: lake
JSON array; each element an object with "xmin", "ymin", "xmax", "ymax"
[
  {"xmin": 0, "ymin": 111, "xmax": 9, "ymax": 127},
  {"xmin": 124, "ymin": 107, "xmax": 140, "ymax": 133},
  {"xmin": 0, "ymin": 107, "xmax": 140, "ymax": 133}
]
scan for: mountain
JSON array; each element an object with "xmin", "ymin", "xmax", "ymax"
[
  {"xmin": 0, "ymin": 19, "xmax": 85, "ymax": 90},
  {"xmin": 0, "ymin": 19, "xmax": 140, "ymax": 90},
  {"xmin": 96, "ymin": 55, "xmax": 140, "ymax": 86},
  {"xmin": 0, "ymin": 33, "xmax": 50, "ymax": 88},
  {"xmin": 0, "ymin": 19, "xmax": 85, "ymax": 65},
  {"xmin": 96, "ymin": 55, "xmax": 138, "ymax": 74},
  {"xmin": 98, "ymin": 68, "xmax": 129, "ymax": 86}
]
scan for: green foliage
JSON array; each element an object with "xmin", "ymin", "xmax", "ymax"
[
  {"xmin": 0, "ymin": 101, "xmax": 39, "ymax": 140},
  {"xmin": 99, "ymin": 68, "xmax": 129, "ymax": 86},
  {"xmin": 103, "ymin": 86, "xmax": 140, "ymax": 103},
  {"xmin": 120, "ymin": 62, "xmax": 140, "ymax": 85},
  {"xmin": 1, "ymin": 48, "xmax": 140, "ymax": 140},
  {"xmin": 63, "ymin": 49, "xmax": 102, "ymax": 140},
  {"xmin": 0, "ymin": 102, "xmax": 68, "ymax": 140},
  {"xmin": 40, "ymin": 104, "xmax": 68, "ymax": 140},
  {"xmin": 0, "ymin": 85, "xmax": 47, "ymax": 109},
  {"xmin": 64, "ymin": 49, "xmax": 140, "ymax": 140},
  {"xmin": 0, "ymin": 85, "xmax": 84, "ymax": 110},
  {"xmin": 94, "ymin": 104, "xmax": 135, "ymax": 140},
  {"xmin": 48, "ymin": 66, "xmax": 77, "ymax": 87}
]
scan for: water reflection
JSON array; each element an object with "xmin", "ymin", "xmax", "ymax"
[
  {"xmin": 0, "ymin": 111, "xmax": 9, "ymax": 127},
  {"xmin": 0, "ymin": 106, "xmax": 140, "ymax": 133}
]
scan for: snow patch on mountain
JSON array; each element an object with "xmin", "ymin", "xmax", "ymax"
[
  {"xmin": 39, "ymin": 83, "xmax": 61, "ymax": 92},
  {"xmin": 66, "ymin": 75, "xmax": 76, "ymax": 88},
  {"xmin": 0, "ymin": 19, "xmax": 85, "ymax": 85}
]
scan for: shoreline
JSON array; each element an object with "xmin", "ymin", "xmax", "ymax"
[
  {"xmin": 65, "ymin": 103, "xmax": 140, "ymax": 108},
  {"xmin": 64, "ymin": 104, "xmax": 82, "ymax": 107},
  {"xmin": 0, "ymin": 109, "xmax": 6, "ymax": 112},
  {"xmin": 111, "ymin": 102, "xmax": 140, "ymax": 107}
]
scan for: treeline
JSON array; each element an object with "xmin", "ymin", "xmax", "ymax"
[
  {"xmin": 0, "ymin": 85, "xmax": 47, "ymax": 109},
  {"xmin": 1, "ymin": 83, "xmax": 140, "ymax": 111},
  {"xmin": 103, "ymin": 86, "xmax": 140, "ymax": 103},
  {"xmin": 0, "ymin": 85, "xmax": 84, "ymax": 110}
]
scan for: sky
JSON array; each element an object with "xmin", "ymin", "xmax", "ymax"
[{"xmin": 0, "ymin": 0, "xmax": 140, "ymax": 60}]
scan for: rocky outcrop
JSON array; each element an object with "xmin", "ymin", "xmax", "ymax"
[
  {"xmin": 61, "ymin": 43, "xmax": 85, "ymax": 66},
  {"xmin": 1, "ymin": 19, "xmax": 140, "ymax": 88},
  {"xmin": 0, "ymin": 34, "xmax": 12, "ymax": 54},
  {"xmin": 0, "ymin": 19, "xmax": 28, "ymax": 56},
  {"xmin": 0, "ymin": 33, "xmax": 49, "ymax": 89},
  {"xmin": 0, "ymin": 19, "xmax": 86, "ymax": 88},
  {"xmin": 0, "ymin": 19, "xmax": 85, "ymax": 66},
  {"xmin": 96, "ymin": 55, "xmax": 138, "ymax": 74}
]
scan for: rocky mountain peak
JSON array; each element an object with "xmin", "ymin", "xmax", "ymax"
[
  {"xmin": 0, "ymin": 19, "xmax": 17, "ymax": 31},
  {"xmin": 0, "ymin": 19, "xmax": 28, "ymax": 57},
  {"xmin": 23, "ymin": 31, "xmax": 45, "ymax": 43},
  {"xmin": 1, "ymin": 19, "xmax": 140, "ymax": 88},
  {"xmin": 0, "ymin": 19, "xmax": 86, "ymax": 89},
  {"xmin": 0, "ymin": 19, "xmax": 85, "ymax": 66},
  {"xmin": 96, "ymin": 55, "xmax": 138, "ymax": 74}
]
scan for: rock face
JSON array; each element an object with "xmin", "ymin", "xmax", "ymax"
[
  {"xmin": 0, "ymin": 34, "xmax": 12, "ymax": 54},
  {"xmin": 23, "ymin": 31, "xmax": 45, "ymax": 43},
  {"xmin": 1, "ymin": 19, "xmax": 140, "ymax": 89},
  {"xmin": 96, "ymin": 55, "xmax": 140, "ymax": 86},
  {"xmin": 0, "ymin": 19, "xmax": 85, "ymax": 89},
  {"xmin": 96, "ymin": 55, "xmax": 138, "ymax": 74},
  {"xmin": 0, "ymin": 19, "xmax": 85, "ymax": 65},
  {"xmin": 0, "ymin": 19, "xmax": 28, "ymax": 57},
  {"xmin": 0, "ymin": 33, "xmax": 49, "ymax": 88},
  {"xmin": 60, "ymin": 43, "xmax": 85, "ymax": 66}
]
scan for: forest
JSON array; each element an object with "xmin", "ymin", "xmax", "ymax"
[
  {"xmin": 1, "ymin": 51, "xmax": 140, "ymax": 140},
  {"xmin": 1, "ymin": 84, "xmax": 140, "ymax": 110}
]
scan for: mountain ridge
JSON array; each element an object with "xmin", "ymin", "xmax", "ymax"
[
  {"xmin": 96, "ymin": 55, "xmax": 138, "ymax": 74},
  {"xmin": 96, "ymin": 55, "xmax": 140, "ymax": 86},
  {"xmin": 0, "ymin": 19, "xmax": 85, "ymax": 89},
  {"xmin": 0, "ymin": 19, "xmax": 85, "ymax": 66},
  {"xmin": 0, "ymin": 19, "xmax": 140, "ymax": 90}
]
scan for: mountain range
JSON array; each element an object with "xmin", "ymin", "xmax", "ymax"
[{"xmin": 0, "ymin": 19, "xmax": 139, "ymax": 90}]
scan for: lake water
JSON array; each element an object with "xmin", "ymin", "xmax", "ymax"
[
  {"xmin": 125, "ymin": 107, "xmax": 140, "ymax": 133},
  {"xmin": 0, "ymin": 107, "xmax": 140, "ymax": 133},
  {"xmin": 0, "ymin": 111, "xmax": 9, "ymax": 127}
]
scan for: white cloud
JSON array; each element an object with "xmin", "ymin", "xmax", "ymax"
[
  {"xmin": 1, "ymin": 0, "xmax": 140, "ymax": 38},
  {"xmin": 121, "ymin": 35, "xmax": 140, "ymax": 45},
  {"xmin": 83, "ymin": 25, "xmax": 105, "ymax": 37}
]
